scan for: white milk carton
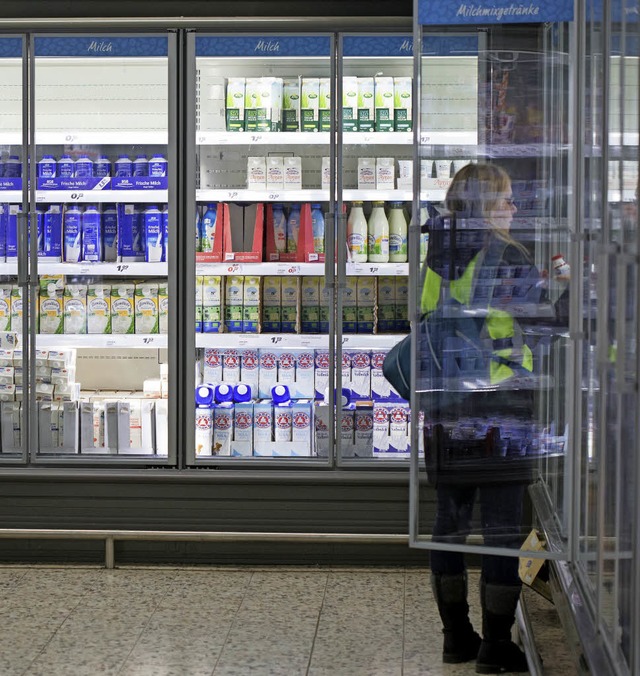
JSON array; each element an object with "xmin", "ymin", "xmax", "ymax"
[
  {"xmin": 10, "ymin": 286, "xmax": 22, "ymax": 335},
  {"xmin": 348, "ymin": 350, "xmax": 371, "ymax": 400},
  {"xmin": 355, "ymin": 407, "xmax": 374, "ymax": 457},
  {"xmin": 277, "ymin": 350, "xmax": 296, "ymax": 390},
  {"xmin": 283, "ymin": 76, "xmax": 301, "ymax": 131},
  {"xmin": 274, "ymin": 403, "xmax": 293, "ymax": 443},
  {"xmin": 222, "ymin": 349, "xmax": 241, "ymax": 385},
  {"xmin": 242, "ymin": 275, "xmax": 260, "ymax": 333},
  {"xmin": 266, "ymin": 156, "xmax": 284, "ymax": 191},
  {"xmin": 342, "ymin": 276, "xmax": 358, "ymax": 334},
  {"xmin": 292, "ymin": 401, "xmax": 312, "ymax": 456},
  {"xmin": 232, "ymin": 402, "xmax": 253, "ymax": 456},
  {"xmin": 389, "ymin": 403, "xmax": 409, "ymax": 454},
  {"xmin": 258, "ymin": 350, "xmax": 279, "ymax": 399},
  {"xmin": 225, "ymin": 275, "xmax": 244, "ymax": 333},
  {"xmin": 39, "ymin": 277, "xmax": 64, "ymax": 335},
  {"xmin": 314, "ymin": 403, "xmax": 330, "ymax": 457},
  {"xmin": 301, "ymin": 78, "xmax": 320, "ymax": 131},
  {"xmin": 253, "ymin": 401, "xmax": 273, "ymax": 446},
  {"xmin": 195, "ymin": 406, "xmax": 213, "ymax": 456},
  {"xmin": 203, "ymin": 348, "xmax": 222, "ymax": 385},
  {"xmin": 283, "ymin": 157, "xmax": 302, "ymax": 190},
  {"xmin": 281, "ymin": 276, "xmax": 299, "ymax": 333},
  {"xmin": 139, "ymin": 399, "xmax": 155, "ymax": 454},
  {"xmin": 357, "ymin": 77, "xmax": 375, "ymax": 131},
  {"xmin": 0, "ymin": 350, "xmax": 13, "ymax": 367},
  {"xmin": 61, "ymin": 401, "xmax": 79, "ymax": 453},
  {"xmin": 0, "ymin": 384, "xmax": 16, "ymax": 401},
  {"xmin": 358, "ymin": 158, "xmax": 376, "ymax": 189},
  {"xmin": 314, "ymin": 349, "xmax": 330, "ymax": 400},
  {"xmin": 374, "ymin": 76, "xmax": 395, "ymax": 132},
  {"xmin": 371, "ymin": 350, "xmax": 391, "ymax": 399},
  {"xmin": 319, "ymin": 78, "xmax": 331, "ymax": 131},
  {"xmin": 87, "ymin": 283, "xmax": 111, "ymax": 334},
  {"xmin": 213, "ymin": 404, "xmax": 233, "ymax": 456},
  {"xmin": 158, "ymin": 282, "xmax": 169, "ymax": 334},
  {"xmin": 262, "ymin": 276, "xmax": 281, "ymax": 332},
  {"xmin": 111, "ymin": 283, "xmax": 135, "ymax": 334},
  {"xmin": 343, "ymin": 76, "xmax": 358, "ymax": 132},
  {"xmin": 240, "ymin": 348, "xmax": 259, "ymax": 399},
  {"xmin": 321, "ymin": 157, "xmax": 331, "ymax": 191},
  {"xmin": 341, "ymin": 351, "xmax": 352, "ymax": 394},
  {"xmin": 243, "ymin": 77, "xmax": 261, "ymax": 131},
  {"xmin": 393, "ymin": 76, "xmax": 413, "ymax": 131},
  {"xmin": 373, "ymin": 402, "xmax": 392, "ymax": 455},
  {"xmin": 0, "ymin": 285, "xmax": 11, "ymax": 332},
  {"xmin": 376, "ymin": 158, "xmax": 395, "ymax": 189},
  {"xmin": 202, "ymin": 276, "xmax": 221, "ymax": 334},
  {"xmin": 226, "ymin": 77, "xmax": 245, "ymax": 131},
  {"xmin": 340, "ymin": 408, "xmax": 355, "ymax": 457},
  {"xmin": 397, "ymin": 160, "xmax": 413, "ymax": 188},
  {"xmin": 195, "ymin": 275, "xmax": 203, "ymax": 333},
  {"xmin": 135, "ymin": 283, "xmax": 159, "ymax": 334},
  {"xmin": 0, "ymin": 367, "xmax": 14, "ymax": 385},
  {"xmin": 2, "ymin": 401, "xmax": 21, "ymax": 451},
  {"xmin": 294, "ymin": 350, "xmax": 315, "ymax": 399},
  {"xmin": 247, "ymin": 157, "xmax": 267, "ymax": 190},
  {"xmin": 63, "ymin": 284, "xmax": 87, "ymax": 334}
]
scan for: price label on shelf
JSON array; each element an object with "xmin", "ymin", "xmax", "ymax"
[
  {"xmin": 420, "ymin": 134, "xmax": 432, "ymax": 144},
  {"xmin": 268, "ymin": 193, "xmax": 281, "ymax": 201},
  {"xmin": 79, "ymin": 267, "xmax": 91, "ymax": 275},
  {"xmin": 142, "ymin": 337, "xmax": 155, "ymax": 345},
  {"xmin": 237, "ymin": 337, "xmax": 250, "ymax": 346},
  {"xmin": 64, "ymin": 133, "xmax": 79, "ymax": 143},
  {"xmin": 227, "ymin": 190, "xmax": 239, "ymax": 200},
  {"xmin": 116, "ymin": 264, "xmax": 130, "ymax": 273},
  {"xmin": 226, "ymin": 263, "xmax": 242, "ymax": 274},
  {"xmin": 197, "ymin": 135, "xmax": 207, "ymax": 144},
  {"xmin": 250, "ymin": 134, "xmax": 263, "ymax": 143},
  {"xmin": 270, "ymin": 336, "xmax": 283, "ymax": 344},
  {"xmin": 106, "ymin": 339, "xmax": 117, "ymax": 347}
]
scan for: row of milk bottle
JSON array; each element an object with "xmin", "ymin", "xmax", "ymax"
[{"xmin": 347, "ymin": 201, "xmax": 407, "ymax": 263}]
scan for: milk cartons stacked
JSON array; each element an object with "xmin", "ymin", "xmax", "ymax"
[
  {"xmin": 226, "ymin": 77, "xmax": 246, "ymax": 131},
  {"xmin": 374, "ymin": 76, "xmax": 395, "ymax": 132},
  {"xmin": 300, "ymin": 276, "xmax": 320, "ymax": 333},
  {"xmin": 225, "ymin": 275, "xmax": 243, "ymax": 332},
  {"xmin": 393, "ymin": 77, "xmax": 412, "ymax": 131},
  {"xmin": 135, "ymin": 283, "xmax": 159, "ymax": 334},
  {"xmin": 242, "ymin": 276, "xmax": 260, "ymax": 333},
  {"xmin": 356, "ymin": 277, "xmax": 376, "ymax": 333},
  {"xmin": 202, "ymin": 276, "xmax": 222, "ymax": 333},
  {"xmin": 343, "ymin": 76, "xmax": 358, "ymax": 132},
  {"xmin": 87, "ymin": 283, "xmax": 111, "ymax": 334},
  {"xmin": 283, "ymin": 77, "xmax": 301, "ymax": 131},
  {"xmin": 144, "ymin": 205, "xmax": 163, "ymax": 262},
  {"xmin": 262, "ymin": 276, "xmax": 281, "ymax": 332},
  {"xmin": 111, "ymin": 283, "xmax": 135, "ymax": 334},
  {"xmin": 357, "ymin": 77, "xmax": 375, "ymax": 131},
  {"xmin": 195, "ymin": 384, "xmax": 214, "ymax": 456},
  {"xmin": 301, "ymin": 78, "xmax": 320, "ymax": 131},
  {"xmin": 63, "ymin": 284, "xmax": 87, "ymax": 334},
  {"xmin": 39, "ymin": 277, "xmax": 64, "ymax": 335},
  {"xmin": 281, "ymin": 277, "xmax": 299, "ymax": 333},
  {"xmin": 102, "ymin": 207, "xmax": 118, "ymax": 262},
  {"xmin": 258, "ymin": 350, "xmax": 278, "ymax": 399}
]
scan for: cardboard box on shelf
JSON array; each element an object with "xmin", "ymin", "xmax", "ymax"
[
  {"xmin": 519, "ymin": 530, "xmax": 552, "ymax": 602},
  {"xmin": 223, "ymin": 202, "xmax": 264, "ymax": 263}
]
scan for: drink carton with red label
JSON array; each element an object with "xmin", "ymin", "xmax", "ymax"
[
  {"xmin": 213, "ymin": 404, "xmax": 233, "ymax": 456},
  {"xmin": 347, "ymin": 350, "xmax": 371, "ymax": 400},
  {"xmin": 203, "ymin": 348, "xmax": 223, "ymax": 385},
  {"xmin": 222, "ymin": 349, "xmax": 240, "ymax": 385},
  {"xmin": 293, "ymin": 350, "xmax": 315, "ymax": 399},
  {"xmin": 258, "ymin": 350, "xmax": 279, "ymax": 399},
  {"xmin": 314, "ymin": 349, "xmax": 330, "ymax": 400},
  {"xmin": 232, "ymin": 402, "xmax": 253, "ymax": 456},
  {"xmin": 240, "ymin": 349, "xmax": 259, "ymax": 399},
  {"xmin": 355, "ymin": 407, "xmax": 374, "ymax": 457},
  {"xmin": 292, "ymin": 401, "xmax": 312, "ymax": 456}
]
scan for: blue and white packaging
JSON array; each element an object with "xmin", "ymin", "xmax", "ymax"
[
  {"xmin": 0, "ymin": 204, "xmax": 7, "ymax": 260},
  {"xmin": 117, "ymin": 204, "xmax": 144, "ymax": 262},
  {"xmin": 240, "ymin": 349, "xmax": 259, "ymax": 399},
  {"xmin": 222, "ymin": 349, "xmax": 240, "ymax": 385},
  {"xmin": 195, "ymin": 406, "xmax": 213, "ymax": 456},
  {"xmin": 195, "ymin": 384, "xmax": 214, "ymax": 407},
  {"xmin": 314, "ymin": 403, "xmax": 330, "ymax": 457},
  {"xmin": 347, "ymin": 350, "xmax": 371, "ymax": 400},
  {"xmin": 4, "ymin": 156, "xmax": 21, "ymax": 178},
  {"xmin": 355, "ymin": 407, "xmax": 374, "ymax": 457},
  {"xmin": 143, "ymin": 205, "xmax": 163, "ymax": 263},
  {"xmin": 133, "ymin": 206, "xmax": 145, "ymax": 257},
  {"xmin": 214, "ymin": 383, "xmax": 234, "ymax": 404},
  {"xmin": 372, "ymin": 402, "xmax": 391, "ymax": 455},
  {"xmin": 37, "ymin": 155, "xmax": 56, "ymax": 179},
  {"xmin": 340, "ymin": 408, "xmax": 355, "ymax": 457},
  {"xmin": 148, "ymin": 154, "xmax": 168, "ymax": 177},
  {"xmin": 6, "ymin": 205, "xmax": 20, "ymax": 259},
  {"xmin": 203, "ymin": 348, "xmax": 222, "ymax": 385},
  {"xmin": 33, "ymin": 209, "xmax": 45, "ymax": 257},
  {"xmin": 258, "ymin": 350, "xmax": 278, "ymax": 399},
  {"xmin": 114, "ymin": 155, "xmax": 132, "ymax": 177},
  {"xmin": 388, "ymin": 404, "xmax": 409, "ymax": 454},
  {"xmin": 63, "ymin": 205, "xmax": 82, "ymax": 263},
  {"xmin": 213, "ymin": 404, "xmax": 233, "ymax": 456},
  {"xmin": 293, "ymin": 350, "xmax": 315, "ymax": 399},
  {"xmin": 232, "ymin": 402, "xmax": 253, "ymax": 456},
  {"xmin": 292, "ymin": 401, "xmax": 312, "ymax": 456},
  {"xmin": 161, "ymin": 206, "xmax": 168, "ymax": 262},
  {"xmin": 102, "ymin": 207, "xmax": 118, "ymax": 262},
  {"xmin": 133, "ymin": 154, "xmax": 148, "ymax": 177},
  {"xmin": 314, "ymin": 349, "xmax": 330, "ymax": 400},
  {"xmin": 58, "ymin": 155, "xmax": 74, "ymax": 178},
  {"xmin": 41, "ymin": 205, "xmax": 62, "ymax": 261},
  {"xmin": 94, "ymin": 155, "xmax": 111, "ymax": 178},
  {"xmin": 253, "ymin": 401, "xmax": 273, "ymax": 447},
  {"xmin": 277, "ymin": 351, "xmax": 296, "ymax": 390},
  {"xmin": 233, "ymin": 383, "xmax": 252, "ymax": 403},
  {"xmin": 75, "ymin": 154, "xmax": 93, "ymax": 178},
  {"xmin": 81, "ymin": 205, "xmax": 102, "ymax": 262}
]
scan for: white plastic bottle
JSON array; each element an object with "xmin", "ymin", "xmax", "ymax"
[
  {"xmin": 347, "ymin": 201, "xmax": 368, "ymax": 262},
  {"xmin": 388, "ymin": 202, "xmax": 408, "ymax": 263},
  {"xmin": 367, "ymin": 201, "xmax": 389, "ymax": 263}
]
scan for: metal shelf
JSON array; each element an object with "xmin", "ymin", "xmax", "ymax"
[
  {"xmin": 195, "ymin": 333, "xmax": 406, "ymax": 349},
  {"xmin": 196, "ymin": 131, "xmax": 413, "ymax": 145},
  {"xmin": 36, "ymin": 334, "xmax": 167, "ymax": 348},
  {"xmin": 195, "ymin": 262, "xmax": 408, "ymax": 276},
  {"xmin": 35, "ymin": 190, "xmax": 168, "ymax": 204}
]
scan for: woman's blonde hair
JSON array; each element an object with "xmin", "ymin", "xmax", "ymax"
[{"xmin": 445, "ymin": 162, "xmax": 529, "ymax": 256}]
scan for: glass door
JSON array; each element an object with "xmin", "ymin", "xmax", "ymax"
[
  {"xmin": 0, "ymin": 35, "xmax": 27, "ymax": 462},
  {"xmin": 29, "ymin": 34, "xmax": 176, "ymax": 464},
  {"xmin": 410, "ymin": 5, "xmax": 574, "ymax": 562},
  {"xmin": 187, "ymin": 33, "xmax": 333, "ymax": 465}
]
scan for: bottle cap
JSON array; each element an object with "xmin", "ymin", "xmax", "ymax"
[
  {"xmin": 195, "ymin": 385, "xmax": 214, "ymax": 407},
  {"xmin": 233, "ymin": 383, "xmax": 251, "ymax": 403},
  {"xmin": 271, "ymin": 384, "xmax": 291, "ymax": 405},
  {"xmin": 214, "ymin": 383, "xmax": 234, "ymax": 403}
]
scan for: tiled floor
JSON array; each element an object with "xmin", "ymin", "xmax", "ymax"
[{"xmin": 0, "ymin": 566, "xmax": 577, "ymax": 676}]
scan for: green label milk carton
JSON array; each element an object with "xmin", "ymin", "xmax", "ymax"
[
  {"xmin": 63, "ymin": 283, "xmax": 88, "ymax": 334},
  {"xmin": 301, "ymin": 78, "xmax": 320, "ymax": 132},
  {"xmin": 39, "ymin": 277, "xmax": 64, "ymax": 335},
  {"xmin": 319, "ymin": 78, "xmax": 331, "ymax": 132},
  {"xmin": 87, "ymin": 283, "xmax": 111, "ymax": 334},
  {"xmin": 158, "ymin": 282, "xmax": 169, "ymax": 334},
  {"xmin": 283, "ymin": 77, "xmax": 301, "ymax": 131},
  {"xmin": 225, "ymin": 275, "xmax": 244, "ymax": 333},
  {"xmin": 135, "ymin": 283, "xmax": 159, "ymax": 334},
  {"xmin": 225, "ymin": 77, "xmax": 245, "ymax": 131},
  {"xmin": 0, "ymin": 285, "xmax": 11, "ymax": 332},
  {"xmin": 374, "ymin": 76, "xmax": 395, "ymax": 132},
  {"xmin": 343, "ymin": 76, "xmax": 358, "ymax": 132},
  {"xmin": 393, "ymin": 76, "xmax": 413, "ymax": 131},
  {"xmin": 111, "ymin": 283, "xmax": 135, "ymax": 334},
  {"xmin": 357, "ymin": 77, "xmax": 375, "ymax": 132}
]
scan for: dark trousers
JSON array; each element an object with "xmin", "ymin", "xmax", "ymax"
[{"xmin": 430, "ymin": 482, "xmax": 527, "ymax": 586}]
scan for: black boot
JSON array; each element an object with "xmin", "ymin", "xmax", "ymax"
[
  {"xmin": 476, "ymin": 580, "xmax": 529, "ymax": 674},
  {"xmin": 431, "ymin": 572, "xmax": 482, "ymax": 664}
]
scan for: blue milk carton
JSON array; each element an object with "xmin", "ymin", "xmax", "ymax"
[
  {"xmin": 148, "ymin": 154, "xmax": 168, "ymax": 177},
  {"xmin": 41, "ymin": 205, "xmax": 62, "ymax": 262},
  {"xmin": 102, "ymin": 206, "xmax": 118, "ymax": 262},
  {"xmin": 58, "ymin": 155, "xmax": 74, "ymax": 178},
  {"xmin": 6, "ymin": 205, "xmax": 20, "ymax": 259},
  {"xmin": 161, "ymin": 205, "xmax": 169, "ymax": 262},
  {"xmin": 232, "ymin": 402, "xmax": 253, "ymax": 456},
  {"xmin": 0, "ymin": 204, "xmax": 7, "ymax": 260},
  {"xmin": 133, "ymin": 154, "xmax": 148, "ymax": 177},
  {"xmin": 94, "ymin": 155, "xmax": 111, "ymax": 178},
  {"xmin": 117, "ymin": 204, "xmax": 144, "ymax": 262},
  {"xmin": 240, "ymin": 349, "xmax": 259, "ymax": 399},
  {"xmin": 63, "ymin": 205, "xmax": 83, "ymax": 263},
  {"xmin": 37, "ymin": 155, "xmax": 57, "ymax": 179},
  {"xmin": 82, "ymin": 205, "xmax": 102, "ymax": 262},
  {"xmin": 144, "ymin": 205, "xmax": 163, "ymax": 263}
]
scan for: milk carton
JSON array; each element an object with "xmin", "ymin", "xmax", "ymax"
[
  {"xmin": 376, "ymin": 158, "xmax": 395, "ymax": 189},
  {"xmin": 225, "ymin": 275, "xmax": 244, "ymax": 332},
  {"xmin": 357, "ymin": 158, "xmax": 376, "ymax": 189},
  {"xmin": 10, "ymin": 286, "xmax": 22, "ymax": 334},
  {"xmin": 274, "ymin": 404, "xmax": 292, "ymax": 442},
  {"xmin": 357, "ymin": 77, "xmax": 375, "ymax": 131},
  {"xmin": 356, "ymin": 277, "xmax": 376, "ymax": 333},
  {"xmin": 321, "ymin": 157, "xmax": 331, "ymax": 191},
  {"xmin": 135, "ymin": 283, "xmax": 159, "ymax": 334},
  {"xmin": 226, "ymin": 77, "xmax": 245, "ymax": 131},
  {"xmin": 348, "ymin": 350, "xmax": 371, "ymax": 400},
  {"xmin": 281, "ymin": 276, "xmax": 299, "ymax": 333},
  {"xmin": 202, "ymin": 275, "xmax": 222, "ymax": 333},
  {"xmin": 343, "ymin": 76, "xmax": 358, "ymax": 132},
  {"xmin": 87, "ymin": 283, "xmax": 111, "ymax": 334},
  {"xmin": 293, "ymin": 350, "xmax": 315, "ymax": 399},
  {"xmin": 247, "ymin": 157, "xmax": 266, "ymax": 190},
  {"xmin": 0, "ymin": 285, "xmax": 11, "ymax": 332},
  {"xmin": 195, "ymin": 275, "xmax": 203, "ymax": 333},
  {"xmin": 253, "ymin": 401, "xmax": 273, "ymax": 446},
  {"xmin": 374, "ymin": 76, "xmax": 395, "ymax": 132},
  {"xmin": 291, "ymin": 401, "xmax": 312, "ymax": 456},
  {"xmin": 300, "ymin": 276, "xmax": 320, "ymax": 333},
  {"xmin": 240, "ymin": 348, "xmax": 259, "ymax": 399},
  {"xmin": 266, "ymin": 157, "xmax": 284, "ymax": 191},
  {"xmin": 266, "ymin": 77, "xmax": 283, "ymax": 132},
  {"xmin": 63, "ymin": 283, "xmax": 87, "ymax": 334},
  {"xmin": 245, "ymin": 77, "xmax": 282, "ymax": 132},
  {"xmin": 213, "ymin": 404, "xmax": 233, "ymax": 456},
  {"xmin": 111, "ymin": 283, "xmax": 135, "ymax": 334},
  {"xmin": 242, "ymin": 275, "xmax": 260, "ymax": 333},
  {"xmin": 258, "ymin": 350, "xmax": 278, "ymax": 399},
  {"xmin": 277, "ymin": 350, "xmax": 296, "ymax": 390},
  {"xmin": 314, "ymin": 349, "xmax": 330, "ymax": 400},
  {"xmin": 0, "ymin": 367, "xmax": 14, "ymax": 385},
  {"xmin": 1, "ymin": 401, "xmax": 21, "ymax": 451},
  {"xmin": 232, "ymin": 402, "xmax": 253, "ymax": 456},
  {"xmin": 39, "ymin": 277, "xmax": 64, "ymax": 334},
  {"xmin": 393, "ymin": 76, "xmax": 413, "ymax": 131},
  {"xmin": 195, "ymin": 406, "xmax": 213, "ymax": 456},
  {"xmin": 283, "ymin": 77, "xmax": 301, "ymax": 132},
  {"xmin": 355, "ymin": 407, "xmax": 374, "ymax": 457},
  {"xmin": 373, "ymin": 402, "xmax": 391, "ymax": 455},
  {"xmin": 389, "ymin": 403, "xmax": 409, "ymax": 454},
  {"xmin": 283, "ymin": 157, "xmax": 302, "ymax": 190},
  {"xmin": 342, "ymin": 276, "xmax": 357, "ymax": 333},
  {"xmin": 377, "ymin": 276, "xmax": 396, "ymax": 333},
  {"xmin": 203, "ymin": 348, "xmax": 223, "ymax": 385},
  {"xmin": 319, "ymin": 78, "xmax": 331, "ymax": 131},
  {"xmin": 340, "ymin": 408, "xmax": 355, "ymax": 457},
  {"xmin": 301, "ymin": 78, "xmax": 320, "ymax": 132},
  {"xmin": 222, "ymin": 349, "xmax": 241, "ymax": 385},
  {"xmin": 314, "ymin": 403, "xmax": 330, "ymax": 457},
  {"xmin": 243, "ymin": 77, "xmax": 261, "ymax": 131},
  {"xmin": 395, "ymin": 277, "xmax": 409, "ymax": 332},
  {"xmin": 262, "ymin": 276, "xmax": 281, "ymax": 332},
  {"xmin": 341, "ymin": 351, "xmax": 352, "ymax": 394},
  {"xmin": 158, "ymin": 282, "xmax": 169, "ymax": 334},
  {"xmin": 155, "ymin": 399, "xmax": 168, "ymax": 456},
  {"xmin": 371, "ymin": 350, "xmax": 391, "ymax": 399}
]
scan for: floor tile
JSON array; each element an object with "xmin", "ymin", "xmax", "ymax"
[{"xmin": 120, "ymin": 665, "xmax": 214, "ymax": 676}]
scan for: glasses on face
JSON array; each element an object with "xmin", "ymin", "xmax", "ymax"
[{"xmin": 503, "ymin": 197, "xmax": 516, "ymax": 207}]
